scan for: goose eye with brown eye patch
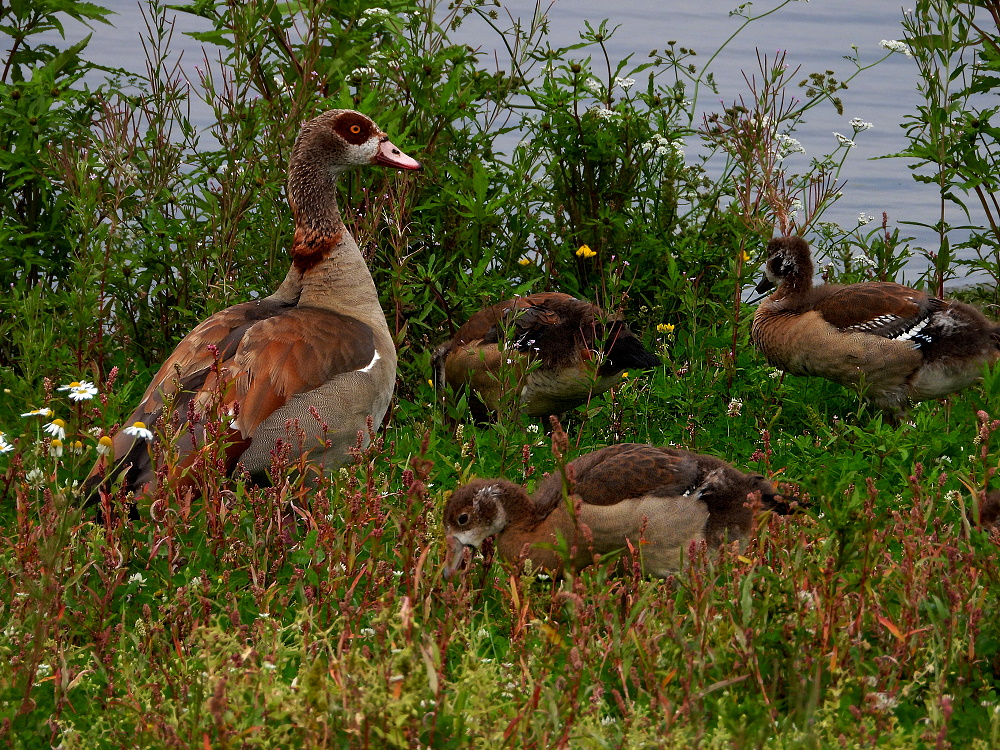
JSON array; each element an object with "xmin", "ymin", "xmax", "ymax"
[
  {"xmin": 350, "ymin": 124, "xmax": 362, "ymax": 134},
  {"xmin": 457, "ymin": 513, "xmax": 469, "ymax": 526}
]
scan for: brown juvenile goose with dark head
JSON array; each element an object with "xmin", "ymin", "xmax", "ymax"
[
  {"xmin": 751, "ymin": 236, "xmax": 1000, "ymax": 420},
  {"xmin": 443, "ymin": 443, "xmax": 798, "ymax": 579},
  {"xmin": 433, "ymin": 292, "xmax": 660, "ymax": 419},
  {"xmin": 87, "ymin": 110, "xmax": 421, "ymax": 502}
]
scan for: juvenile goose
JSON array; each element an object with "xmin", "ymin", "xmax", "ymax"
[
  {"xmin": 973, "ymin": 489, "xmax": 1000, "ymax": 529},
  {"xmin": 433, "ymin": 293, "xmax": 660, "ymax": 419},
  {"xmin": 87, "ymin": 110, "xmax": 421, "ymax": 501},
  {"xmin": 443, "ymin": 443, "xmax": 796, "ymax": 579},
  {"xmin": 751, "ymin": 236, "xmax": 1000, "ymax": 420}
]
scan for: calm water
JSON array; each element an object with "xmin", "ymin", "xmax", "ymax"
[{"xmin": 36, "ymin": 1, "xmax": 977, "ymax": 279}]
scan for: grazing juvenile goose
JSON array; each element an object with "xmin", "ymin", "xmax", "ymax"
[
  {"xmin": 433, "ymin": 292, "xmax": 660, "ymax": 419},
  {"xmin": 751, "ymin": 236, "xmax": 1000, "ymax": 420},
  {"xmin": 973, "ymin": 489, "xmax": 1000, "ymax": 529},
  {"xmin": 87, "ymin": 110, "xmax": 421, "ymax": 501},
  {"xmin": 443, "ymin": 443, "xmax": 796, "ymax": 578}
]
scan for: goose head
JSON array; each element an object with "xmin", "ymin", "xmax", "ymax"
[
  {"xmin": 442, "ymin": 479, "xmax": 524, "ymax": 578},
  {"xmin": 756, "ymin": 235, "xmax": 814, "ymax": 294},
  {"xmin": 288, "ymin": 110, "xmax": 421, "ymax": 195}
]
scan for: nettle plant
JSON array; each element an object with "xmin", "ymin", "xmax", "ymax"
[{"xmin": 900, "ymin": 0, "xmax": 1000, "ymax": 300}]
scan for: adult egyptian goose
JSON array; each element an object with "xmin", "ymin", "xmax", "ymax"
[
  {"xmin": 87, "ymin": 110, "xmax": 421, "ymax": 502},
  {"xmin": 442, "ymin": 443, "xmax": 797, "ymax": 579},
  {"xmin": 432, "ymin": 293, "xmax": 660, "ymax": 419},
  {"xmin": 751, "ymin": 236, "xmax": 1000, "ymax": 420}
]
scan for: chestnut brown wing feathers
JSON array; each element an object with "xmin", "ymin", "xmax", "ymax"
[
  {"xmin": 449, "ymin": 293, "xmax": 576, "ymax": 349},
  {"xmin": 530, "ymin": 444, "xmax": 704, "ymax": 512},
  {"xmin": 92, "ymin": 303, "xmax": 374, "ymax": 498},
  {"xmin": 228, "ymin": 307, "xmax": 375, "ymax": 434},
  {"xmin": 136, "ymin": 299, "xmax": 291, "ymax": 413},
  {"xmin": 810, "ymin": 283, "xmax": 942, "ymax": 340}
]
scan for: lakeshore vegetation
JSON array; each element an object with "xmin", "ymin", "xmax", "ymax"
[{"xmin": 2, "ymin": 0, "xmax": 1000, "ymax": 746}]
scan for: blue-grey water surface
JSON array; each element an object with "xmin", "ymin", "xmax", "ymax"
[{"xmin": 33, "ymin": 1, "xmax": 985, "ymax": 281}]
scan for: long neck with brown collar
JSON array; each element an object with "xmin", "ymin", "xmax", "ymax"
[{"xmin": 285, "ymin": 139, "xmax": 387, "ymax": 328}]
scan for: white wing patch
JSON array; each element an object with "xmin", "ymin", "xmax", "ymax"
[
  {"xmin": 358, "ymin": 349, "xmax": 381, "ymax": 373},
  {"xmin": 895, "ymin": 318, "xmax": 928, "ymax": 341}
]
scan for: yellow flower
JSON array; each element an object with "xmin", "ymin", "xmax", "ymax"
[
  {"xmin": 740, "ymin": 249, "xmax": 751, "ymax": 263},
  {"xmin": 656, "ymin": 323, "xmax": 675, "ymax": 334},
  {"xmin": 575, "ymin": 244, "xmax": 596, "ymax": 258},
  {"xmin": 621, "ymin": 371, "xmax": 629, "ymax": 378},
  {"xmin": 518, "ymin": 257, "xmax": 532, "ymax": 266}
]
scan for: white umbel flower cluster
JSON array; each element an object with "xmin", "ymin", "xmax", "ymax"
[
  {"xmin": 647, "ymin": 133, "xmax": 684, "ymax": 158},
  {"xmin": 880, "ymin": 39, "xmax": 913, "ymax": 57},
  {"xmin": 774, "ymin": 132, "xmax": 805, "ymax": 158}
]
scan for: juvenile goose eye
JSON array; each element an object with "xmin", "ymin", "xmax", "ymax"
[{"xmin": 457, "ymin": 513, "xmax": 469, "ymax": 525}]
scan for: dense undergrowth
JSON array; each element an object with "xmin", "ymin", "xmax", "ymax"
[{"xmin": 3, "ymin": 0, "xmax": 1000, "ymax": 747}]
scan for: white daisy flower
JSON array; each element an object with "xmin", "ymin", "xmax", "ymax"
[
  {"xmin": 58, "ymin": 380, "xmax": 98, "ymax": 401},
  {"xmin": 43, "ymin": 419, "xmax": 67, "ymax": 440},
  {"xmin": 21, "ymin": 408, "xmax": 53, "ymax": 418},
  {"xmin": 49, "ymin": 438, "xmax": 64, "ymax": 458},
  {"xmin": 0, "ymin": 433, "xmax": 13, "ymax": 453},
  {"xmin": 123, "ymin": 422, "xmax": 154, "ymax": 441}
]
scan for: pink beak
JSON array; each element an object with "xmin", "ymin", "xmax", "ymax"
[
  {"xmin": 443, "ymin": 535, "xmax": 471, "ymax": 579},
  {"xmin": 374, "ymin": 138, "xmax": 422, "ymax": 171}
]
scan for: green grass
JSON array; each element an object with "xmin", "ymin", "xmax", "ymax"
[
  {"xmin": 4, "ymin": 0, "xmax": 1000, "ymax": 745},
  {"xmin": 2, "ymin": 331, "xmax": 1000, "ymax": 748}
]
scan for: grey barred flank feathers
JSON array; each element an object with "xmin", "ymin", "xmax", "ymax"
[
  {"xmin": 751, "ymin": 236, "xmax": 1000, "ymax": 421},
  {"xmin": 84, "ymin": 110, "xmax": 421, "ymax": 511}
]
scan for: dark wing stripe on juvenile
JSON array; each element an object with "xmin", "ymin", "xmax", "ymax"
[{"xmin": 812, "ymin": 283, "xmax": 942, "ymax": 342}]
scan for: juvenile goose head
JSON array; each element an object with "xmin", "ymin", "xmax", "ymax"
[
  {"xmin": 443, "ymin": 443, "xmax": 799, "ymax": 579},
  {"xmin": 751, "ymin": 236, "xmax": 1000, "ymax": 420},
  {"xmin": 433, "ymin": 292, "xmax": 660, "ymax": 420},
  {"xmin": 86, "ymin": 110, "xmax": 421, "ymax": 509}
]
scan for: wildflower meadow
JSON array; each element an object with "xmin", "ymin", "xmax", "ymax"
[{"xmin": 2, "ymin": 0, "xmax": 1000, "ymax": 747}]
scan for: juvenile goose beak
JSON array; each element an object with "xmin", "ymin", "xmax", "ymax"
[
  {"xmin": 443, "ymin": 534, "xmax": 472, "ymax": 579},
  {"xmin": 755, "ymin": 276, "xmax": 776, "ymax": 295},
  {"xmin": 374, "ymin": 138, "xmax": 422, "ymax": 171}
]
